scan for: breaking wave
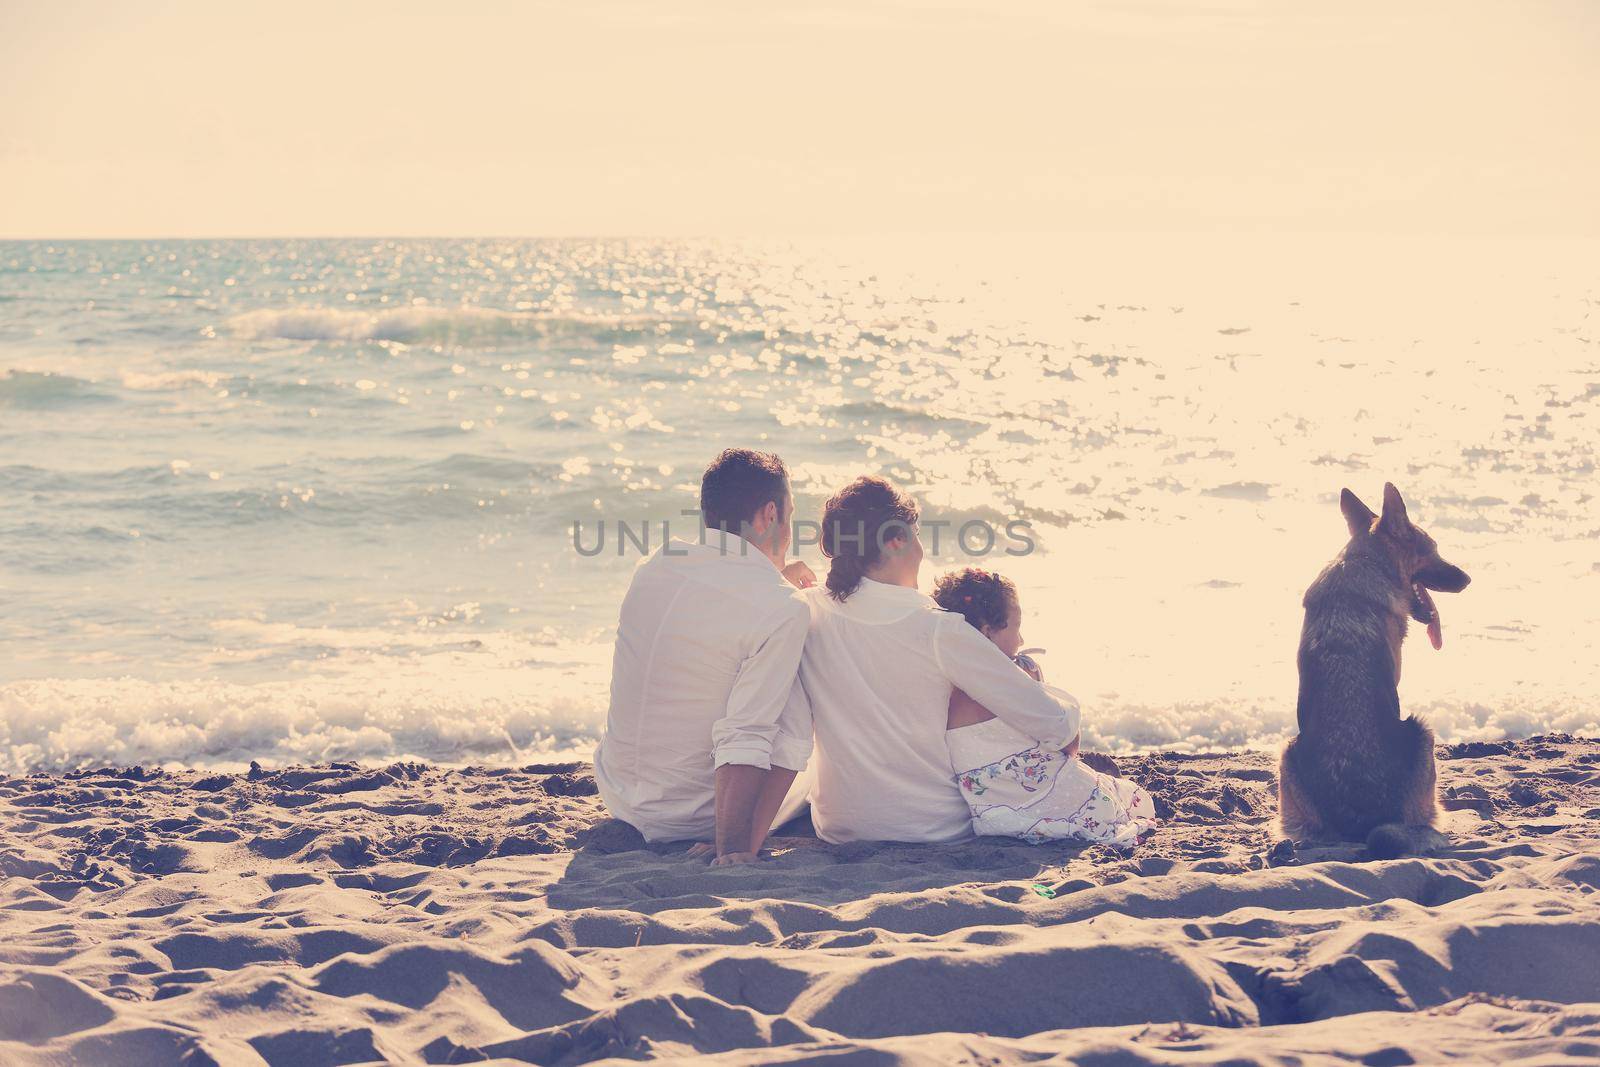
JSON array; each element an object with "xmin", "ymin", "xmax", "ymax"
[
  {"xmin": 229, "ymin": 306, "xmax": 681, "ymax": 346},
  {"xmin": 0, "ymin": 670, "xmax": 608, "ymax": 775},
  {"xmin": 119, "ymin": 368, "xmax": 224, "ymax": 391},
  {"xmin": 3, "ymin": 669, "xmax": 1591, "ymax": 774}
]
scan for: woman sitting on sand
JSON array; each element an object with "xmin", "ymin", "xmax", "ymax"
[
  {"xmin": 790, "ymin": 476, "xmax": 1084, "ymax": 844},
  {"xmin": 933, "ymin": 567, "xmax": 1156, "ymax": 846}
]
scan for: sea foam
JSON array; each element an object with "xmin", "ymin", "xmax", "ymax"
[
  {"xmin": 2, "ymin": 671, "xmax": 1591, "ymax": 774},
  {"xmin": 0, "ymin": 667, "xmax": 607, "ymax": 774},
  {"xmin": 228, "ymin": 306, "xmax": 674, "ymax": 346}
]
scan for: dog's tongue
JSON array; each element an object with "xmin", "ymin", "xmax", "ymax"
[{"xmin": 1417, "ymin": 585, "xmax": 1443, "ymax": 650}]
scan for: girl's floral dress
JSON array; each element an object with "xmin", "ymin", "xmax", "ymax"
[{"xmin": 947, "ymin": 717, "xmax": 1157, "ymax": 846}]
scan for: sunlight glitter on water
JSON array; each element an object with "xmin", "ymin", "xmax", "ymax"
[{"xmin": 1, "ymin": 234, "xmax": 1596, "ymax": 769}]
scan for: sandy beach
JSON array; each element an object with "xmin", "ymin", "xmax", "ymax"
[{"xmin": 0, "ymin": 735, "xmax": 1595, "ymax": 1064}]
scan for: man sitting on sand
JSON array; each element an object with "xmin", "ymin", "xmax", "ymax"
[{"xmin": 594, "ymin": 448, "xmax": 816, "ymax": 865}]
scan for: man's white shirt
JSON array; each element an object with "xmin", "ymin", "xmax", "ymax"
[{"xmin": 594, "ymin": 533, "xmax": 811, "ymax": 842}]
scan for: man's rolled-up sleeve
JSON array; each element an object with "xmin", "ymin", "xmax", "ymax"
[
  {"xmin": 932, "ymin": 614, "xmax": 1081, "ymax": 749},
  {"xmin": 769, "ymin": 673, "xmax": 814, "ymax": 772},
  {"xmin": 710, "ymin": 597, "xmax": 811, "ymax": 769}
]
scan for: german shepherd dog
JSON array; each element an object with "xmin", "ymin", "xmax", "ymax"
[{"xmin": 1278, "ymin": 484, "xmax": 1471, "ymax": 858}]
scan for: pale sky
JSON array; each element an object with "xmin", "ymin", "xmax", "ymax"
[{"xmin": 2, "ymin": 0, "xmax": 1597, "ymax": 238}]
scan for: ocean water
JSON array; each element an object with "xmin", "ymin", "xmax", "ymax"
[{"xmin": 1, "ymin": 236, "xmax": 1596, "ymax": 772}]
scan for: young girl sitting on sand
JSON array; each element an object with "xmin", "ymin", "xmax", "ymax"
[{"xmin": 933, "ymin": 568, "xmax": 1158, "ymax": 847}]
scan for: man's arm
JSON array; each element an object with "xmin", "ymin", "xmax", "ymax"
[
  {"xmin": 706, "ymin": 673, "xmax": 811, "ymax": 862},
  {"xmin": 744, "ymin": 766, "xmax": 798, "ymax": 853},
  {"xmin": 708, "ymin": 599, "xmax": 811, "ymax": 861},
  {"xmin": 712, "ymin": 763, "xmax": 767, "ymax": 863},
  {"xmin": 695, "ymin": 765, "xmax": 799, "ymax": 863}
]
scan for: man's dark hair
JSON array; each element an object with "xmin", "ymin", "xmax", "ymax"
[{"xmin": 700, "ymin": 449, "xmax": 788, "ymax": 533}]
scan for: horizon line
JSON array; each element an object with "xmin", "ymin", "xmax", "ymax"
[{"xmin": 4, "ymin": 228, "xmax": 1597, "ymax": 244}]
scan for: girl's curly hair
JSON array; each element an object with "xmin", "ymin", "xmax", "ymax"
[{"xmin": 931, "ymin": 567, "xmax": 1018, "ymax": 633}]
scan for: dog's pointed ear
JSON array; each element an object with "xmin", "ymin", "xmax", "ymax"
[
  {"xmin": 1340, "ymin": 488, "xmax": 1376, "ymax": 537},
  {"xmin": 1377, "ymin": 482, "xmax": 1412, "ymax": 536}
]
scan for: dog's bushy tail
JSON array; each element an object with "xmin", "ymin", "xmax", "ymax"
[{"xmin": 1367, "ymin": 823, "xmax": 1449, "ymax": 859}]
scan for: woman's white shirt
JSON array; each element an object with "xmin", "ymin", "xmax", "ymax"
[{"xmin": 791, "ymin": 578, "xmax": 1081, "ymax": 843}]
